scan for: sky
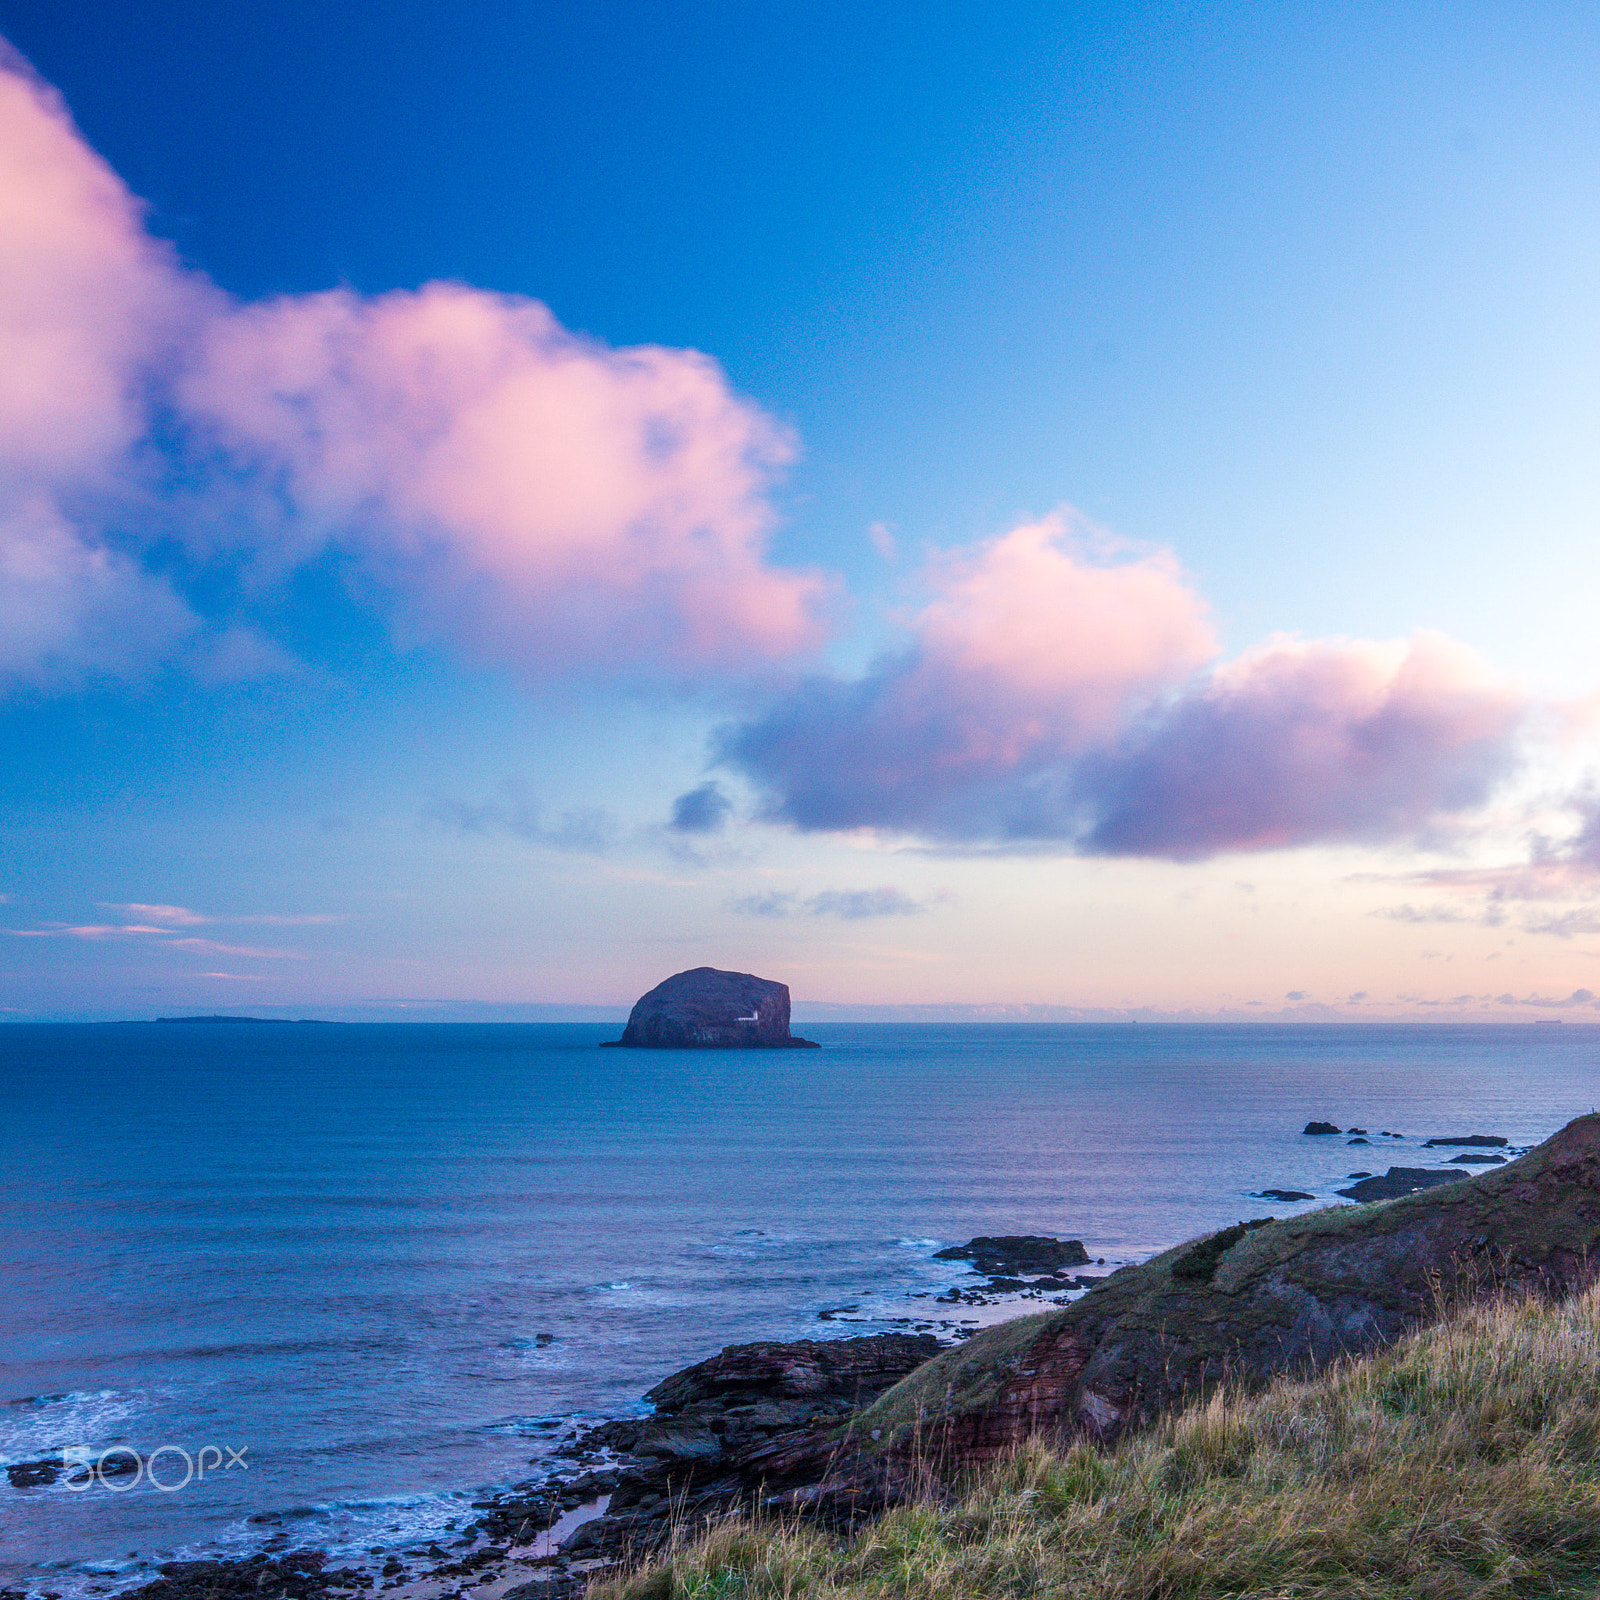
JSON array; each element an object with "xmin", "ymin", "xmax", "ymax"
[{"xmin": 2, "ymin": 0, "xmax": 1599, "ymax": 1022}]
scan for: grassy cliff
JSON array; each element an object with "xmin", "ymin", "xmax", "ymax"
[
  {"xmin": 595, "ymin": 1284, "xmax": 1600, "ymax": 1600},
  {"xmin": 843, "ymin": 1114, "xmax": 1600, "ymax": 1462}
]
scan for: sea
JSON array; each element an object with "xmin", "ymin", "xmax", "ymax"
[{"xmin": 2, "ymin": 1021, "xmax": 1596, "ymax": 1592}]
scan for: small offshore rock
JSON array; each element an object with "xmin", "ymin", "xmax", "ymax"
[
  {"xmin": 931, "ymin": 1235, "xmax": 1091, "ymax": 1274},
  {"xmin": 1303, "ymin": 1121, "xmax": 1341, "ymax": 1135},
  {"xmin": 1255, "ymin": 1188, "xmax": 1314, "ymax": 1203},
  {"xmin": 1336, "ymin": 1167, "xmax": 1467, "ymax": 1201},
  {"xmin": 603, "ymin": 967, "xmax": 819, "ymax": 1049},
  {"xmin": 1450, "ymin": 1152, "xmax": 1507, "ymax": 1164},
  {"xmin": 1423, "ymin": 1134, "xmax": 1508, "ymax": 1148}
]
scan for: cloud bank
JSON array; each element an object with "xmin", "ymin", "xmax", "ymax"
[
  {"xmin": 0, "ymin": 44, "xmax": 823, "ymax": 687},
  {"xmin": 719, "ymin": 518, "xmax": 1531, "ymax": 860},
  {"xmin": 0, "ymin": 45, "xmax": 1552, "ymax": 868}
]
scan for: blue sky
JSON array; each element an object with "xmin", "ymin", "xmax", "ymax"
[{"xmin": 2, "ymin": 1, "xmax": 1599, "ymax": 1020}]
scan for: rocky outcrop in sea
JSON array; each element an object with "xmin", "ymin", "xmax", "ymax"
[{"xmin": 602, "ymin": 968, "xmax": 819, "ymax": 1049}]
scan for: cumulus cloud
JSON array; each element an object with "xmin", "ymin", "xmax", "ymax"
[
  {"xmin": 669, "ymin": 782, "xmax": 733, "ymax": 834},
  {"xmin": 177, "ymin": 286, "xmax": 822, "ymax": 675},
  {"xmin": 720, "ymin": 517, "xmax": 1217, "ymax": 835},
  {"xmin": 0, "ymin": 49, "xmax": 200, "ymax": 684},
  {"xmin": 0, "ymin": 45, "xmax": 823, "ymax": 688},
  {"xmin": 1080, "ymin": 633, "xmax": 1526, "ymax": 858},
  {"xmin": 0, "ymin": 497, "xmax": 197, "ymax": 685},
  {"xmin": 720, "ymin": 518, "xmax": 1529, "ymax": 858}
]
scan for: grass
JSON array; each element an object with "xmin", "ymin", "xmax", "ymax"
[{"xmin": 591, "ymin": 1285, "xmax": 1600, "ymax": 1600}]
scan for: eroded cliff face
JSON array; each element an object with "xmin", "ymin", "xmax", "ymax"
[
  {"xmin": 605, "ymin": 968, "xmax": 819, "ymax": 1048},
  {"xmin": 857, "ymin": 1113, "xmax": 1600, "ymax": 1466}
]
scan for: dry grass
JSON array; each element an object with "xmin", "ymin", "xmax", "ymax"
[{"xmin": 592, "ymin": 1286, "xmax": 1600, "ymax": 1600}]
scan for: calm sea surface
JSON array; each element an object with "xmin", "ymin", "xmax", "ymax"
[{"xmin": 2, "ymin": 1021, "xmax": 1596, "ymax": 1588}]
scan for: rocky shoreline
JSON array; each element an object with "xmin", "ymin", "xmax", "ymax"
[{"xmin": 7, "ymin": 1121, "xmax": 1550, "ymax": 1600}]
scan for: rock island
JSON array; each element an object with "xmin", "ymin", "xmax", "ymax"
[{"xmin": 602, "ymin": 967, "xmax": 820, "ymax": 1048}]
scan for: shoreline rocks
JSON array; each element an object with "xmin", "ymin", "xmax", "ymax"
[
  {"xmin": 601, "ymin": 968, "xmax": 819, "ymax": 1049},
  {"xmin": 542, "ymin": 1334, "xmax": 941, "ymax": 1559}
]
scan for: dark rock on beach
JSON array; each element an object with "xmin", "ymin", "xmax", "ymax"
[
  {"xmin": 602, "ymin": 968, "xmax": 819, "ymax": 1049},
  {"xmin": 931, "ymin": 1235, "xmax": 1091, "ymax": 1274},
  {"xmin": 1302, "ymin": 1121, "xmax": 1341, "ymax": 1135},
  {"xmin": 113, "ymin": 1551, "xmax": 370, "ymax": 1600},
  {"xmin": 1336, "ymin": 1167, "xmax": 1467, "ymax": 1201},
  {"xmin": 552, "ymin": 1334, "xmax": 939, "ymax": 1555}
]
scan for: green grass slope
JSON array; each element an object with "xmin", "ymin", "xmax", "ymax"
[
  {"xmin": 852, "ymin": 1114, "xmax": 1600, "ymax": 1456},
  {"xmin": 597, "ymin": 1285, "xmax": 1600, "ymax": 1600}
]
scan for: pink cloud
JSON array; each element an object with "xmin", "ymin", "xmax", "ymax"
[
  {"xmin": 98, "ymin": 903, "xmax": 210, "ymax": 925},
  {"xmin": 1082, "ymin": 632, "xmax": 1526, "ymax": 858},
  {"xmin": 0, "ymin": 49, "xmax": 200, "ymax": 684},
  {"xmin": 0, "ymin": 46, "xmax": 190, "ymax": 484},
  {"xmin": 177, "ymin": 284, "xmax": 825, "ymax": 674},
  {"xmin": 1365, "ymin": 792, "xmax": 1600, "ymax": 932},
  {"xmin": 7, "ymin": 907, "xmax": 335, "ymax": 953},
  {"xmin": 0, "ymin": 45, "xmax": 825, "ymax": 686},
  {"xmin": 165, "ymin": 938, "xmax": 309, "ymax": 959},
  {"xmin": 721, "ymin": 521, "xmax": 1531, "ymax": 858},
  {"xmin": 718, "ymin": 518, "xmax": 1216, "ymax": 832}
]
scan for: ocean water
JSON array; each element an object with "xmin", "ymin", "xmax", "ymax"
[{"xmin": 2, "ymin": 1021, "xmax": 1596, "ymax": 1589}]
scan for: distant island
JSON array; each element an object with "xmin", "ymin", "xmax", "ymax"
[
  {"xmin": 603, "ymin": 967, "xmax": 819, "ymax": 1048},
  {"xmin": 132, "ymin": 1015, "xmax": 339, "ymax": 1025}
]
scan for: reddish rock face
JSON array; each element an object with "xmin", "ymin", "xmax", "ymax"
[
  {"xmin": 605, "ymin": 967, "xmax": 819, "ymax": 1048},
  {"xmin": 646, "ymin": 1336, "xmax": 941, "ymax": 1411}
]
